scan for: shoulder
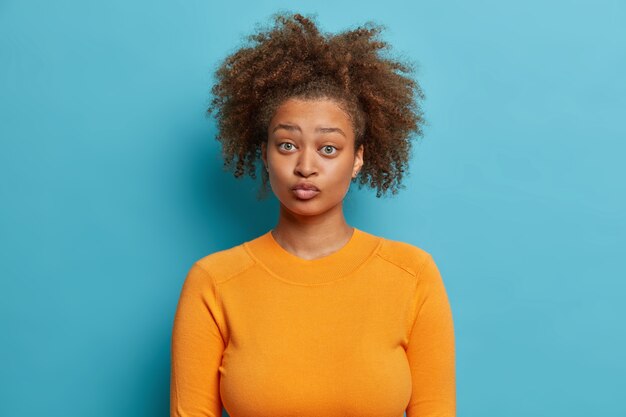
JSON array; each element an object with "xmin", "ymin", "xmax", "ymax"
[
  {"xmin": 192, "ymin": 241, "xmax": 256, "ymax": 284},
  {"xmin": 372, "ymin": 234, "xmax": 448, "ymax": 296},
  {"xmin": 375, "ymin": 234, "xmax": 434, "ymax": 278}
]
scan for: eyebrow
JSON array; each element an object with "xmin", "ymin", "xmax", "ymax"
[{"xmin": 272, "ymin": 123, "xmax": 346, "ymax": 138}]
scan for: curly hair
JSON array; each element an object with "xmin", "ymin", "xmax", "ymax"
[{"xmin": 207, "ymin": 11, "xmax": 426, "ymax": 198}]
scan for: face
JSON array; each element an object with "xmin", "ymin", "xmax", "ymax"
[{"xmin": 261, "ymin": 97, "xmax": 364, "ymax": 218}]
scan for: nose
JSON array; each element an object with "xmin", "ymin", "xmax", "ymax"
[{"xmin": 295, "ymin": 145, "xmax": 318, "ymax": 177}]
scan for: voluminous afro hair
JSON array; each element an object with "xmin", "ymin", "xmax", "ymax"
[{"xmin": 208, "ymin": 11, "xmax": 426, "ymax": 198}]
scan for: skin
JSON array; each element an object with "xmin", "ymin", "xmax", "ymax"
[{"xmin": 260, "ymin": 97, "xmax": 364, "ymax": 260}]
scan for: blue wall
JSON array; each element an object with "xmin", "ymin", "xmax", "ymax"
[{"xmin": 1, "ymin": 1, "xmax": 624, "ymax": 416}]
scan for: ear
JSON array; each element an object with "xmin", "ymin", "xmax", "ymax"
[{"xmin": 352, "ymin": 144, "xmax": 364, "ymax": 178}]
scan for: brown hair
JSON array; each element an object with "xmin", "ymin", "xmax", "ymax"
[{"xmin": 208, "ymin": 11, "xmax": 426, "ymax": 198}]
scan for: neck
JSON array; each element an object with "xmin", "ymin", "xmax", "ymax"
[{"xmin": 271, "ymin": 202, "xmax": 354, "ymax": 261}]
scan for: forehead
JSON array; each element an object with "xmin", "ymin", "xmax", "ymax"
[{"xmin": 270, "ymin": 98, "xmax": 353, "ymax": 130}]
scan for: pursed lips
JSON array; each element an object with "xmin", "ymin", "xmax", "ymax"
[{"xmin": 291, "ymin": 183, "xmax": 321, "ymax": 200}]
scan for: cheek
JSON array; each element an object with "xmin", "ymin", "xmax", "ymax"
[
  {"xmin": 333, "ymin": 158, "xmax": 355, "ymax": 176},
  {"xmin": 325, "ymin": 161, "xmax": 354, "ymax": 188}
]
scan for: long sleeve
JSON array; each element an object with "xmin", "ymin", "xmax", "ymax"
[
  {"xmin": 170, "ymin": 263, "xmax": 225, "ymax": 417},
  {"xmin": 405, "ymin": 254, "xmax": 456, "ymax": 417}
]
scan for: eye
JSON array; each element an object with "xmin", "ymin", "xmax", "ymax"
[
  {"xmin": 321, "ymin": 145, "xmax": 338, "ymax": 156},
  {"xmin": 278, "ymin": 142, "xmax": 295, "ymax": 152}
]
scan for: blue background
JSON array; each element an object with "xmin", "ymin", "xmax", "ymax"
[{"xmin": 1, "ymin": 1, "xmax": 625, "ymax": 416}]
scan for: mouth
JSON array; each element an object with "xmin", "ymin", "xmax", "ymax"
[{"xmin": 292, "ymin": 188, "xmax": 320, "ymax": 200}]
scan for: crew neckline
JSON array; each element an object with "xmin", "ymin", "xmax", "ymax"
[
  {"xmin": 243, "ymin": 227, "xmax": 382, "ymax": 285},
  {"xmin": 268, "ymin": 227, "xmax": 358, "ymax": 263}
]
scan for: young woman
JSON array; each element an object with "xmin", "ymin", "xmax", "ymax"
[{"xmin": 170, "ymin": 12, "xmax": 455, "ymax": 417}]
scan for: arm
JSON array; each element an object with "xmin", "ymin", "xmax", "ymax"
[
  {"xmin": 405, "ymin": 255, "xmax": 456, "ymax": 417},
  {"xmin": 171, "ymin": 263, "xmax": 225, "ymax": 417}
]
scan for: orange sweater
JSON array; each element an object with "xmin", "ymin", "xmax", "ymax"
[{"xmin": 170, "ymin": 227, "xmax": 455, "ymax": 417}]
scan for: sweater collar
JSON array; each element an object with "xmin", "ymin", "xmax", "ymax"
[{"xmin": 243, "ymin": 227, "xmax": 382, "ymax": 285}]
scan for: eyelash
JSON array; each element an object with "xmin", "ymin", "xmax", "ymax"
[{"xmin": 277, "ymin": 142, "xmax": 338, "ymax": 156}]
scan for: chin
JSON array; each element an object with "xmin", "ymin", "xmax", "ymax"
[
  {"xmin": 281, "ymin": 201, "xmax": 322, "ymax": 216},
  {"xmin": 281, "ymin": 197, "xmax": 345, "ymax": 218}
]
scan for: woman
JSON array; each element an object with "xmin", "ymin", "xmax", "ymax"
[{"xmin": 171, "ymin": 12, "xmax": 455, "ymax": 417}]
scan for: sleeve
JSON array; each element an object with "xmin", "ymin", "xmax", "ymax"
[
  {"xmin": 170, "ymin": 262, "xmax": 225, "ymax": 417},
  {"xmin": 405, "ymin": 254, "xmax": 456, "ymax": 417}
]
